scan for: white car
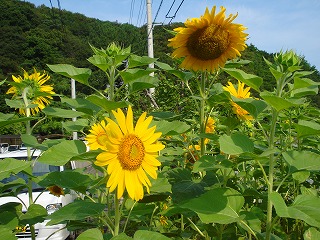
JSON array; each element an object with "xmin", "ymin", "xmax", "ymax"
[{"xmin": 0, "ymin": 149, "xmax": 76, "ymax": 240}]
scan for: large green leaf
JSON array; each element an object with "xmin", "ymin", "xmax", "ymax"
[
  {"xmin": 292, "ymin": 77, "xmax": 319, "ymax": 98},
  {"xmin": 271, "ymin": 192, "xmax": 320, "ymax": 228},
  {"xmin": 77, "ymin": 228, "xmax": 104, "ymax": 240},
  {"xmin": 20, "ymin": 204, "xmax": 47, "ymax": 225},
  {"xmin": 47, "ymin": 200, "xmax": 106, "ymax": 225},
  {"xmin": 0, "ymin": 113, "xmax": 37, "ymax": 128},
  {"xmin": 232, "ymin": 97, "xmax": 267, "ymax": 119},
  {"xmin": 152, "ymin": 120, "xmax": 190, "ymax": 136},
  {"xmin": 304, "ymin": 227, "xmax": 320, "ymax": 240},
  {"xmin": 87, "ymin": 55, "xmax": 111, "ymax": 72},
  {"xmin": 294, "ymin": 120, "xmax": 320, "ymax": 138},
  {"xmin": 86, "ymin": 95, "xmax": 128, "ymax": 112},
  {"xmin": 182, "ymin": 188, "xmax": 244, "ymax": 224},
  {"xmin": 0, "ymin": 158, "xmax": 31, "ymax": 180},
  {"xmin": 219, "ymin": 133, "xmax": 254, "ymax": 155},
  {"xmin": 111, "ymin": 233, "xmax": 133, "ymax": 240},
  {"xmin": 20, "ymin": 134, "xmax": 47, "ymax": 151},
  {"xmin": 61, "ymin": 97, "xmax": 101, "ymax": 115},
  {"xmin": 0, "ymin": 227, "xmax": 16, "ymax": 240},
  {"xmin": 127, "ymin": 55, "xmax": 157, "ymax": 68},
  {"xmin": 133, "ymin": 230, "xmax": 171, "ymax": 240},
  {"xmin": 129, "ymin": 75, "xmax": 159, "ymax": 93},
  {"xmin": 37, "ymin": 171, "xmax": 93, "ymax": 193},
  {"xmin": 47, "ymin": 64, "xmax": 92, "ymax": 86},
  {"xmin": 120, "ymin": 68, "xmax": 155, "ymax": 83},
  {"xmin": 42, "ymin": 107, "xmax": 85, "ymax": 118},
  {"xmin": 282, "ymin": 151, "xmax": 320, "ymax": 173},
  {"xmin": 62, "ymin": 119, "xmax": 88, "ymax": 132},
  {"xmin": 222, "ymin": 68, "xmax": 263, "ymax": 92},
  {"xmin": 166, "ymin": 168, "xmax": 205, "ymax": 203},
  {"xmin": 38, "ymin": 140, "xmax": 87, "ymax": 166},
  {"xmin": 260, "ymin": 92, "xmax": 304, "ymax": 111}
]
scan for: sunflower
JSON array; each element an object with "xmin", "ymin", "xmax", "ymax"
[
  {"xmin": 48, "ymin": 185, "xmax": 65, "ymax": 197},
  {"xmin": 223, "ymin": 81, "xmax": 253, "ymax": 121},
  {"xmin": 95, "ymin": 106, "xmax": 165, "ymax": 201},
  {"xmin": 85, "ymin": 120, "xmax": 108, "ymax": 150},
  {"xmin": 7, "ymin": 69, "xmax": 55, "ymax": 115},
  {"xmin": 205, "ymin": 117, "xmax": 216, "ymax": 133},
  {"xmin": 168, "ymin": 6, "xmax": 248, "ymax": 72}
]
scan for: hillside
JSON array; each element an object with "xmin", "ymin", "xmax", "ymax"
[{"xmin": 1, "ymin": 0, "xmax": 319, "ymax": 110}]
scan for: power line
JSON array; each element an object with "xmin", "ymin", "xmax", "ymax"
[
  {"xmin": 166, "ymin": 0, "xmax": 185, "ymax": 24},
  {"xmin": 129, "ymin": 0, "xmax": 136, "ymax": 25},
  {"xmin": 136, "ymin": 0, "xmax": 145, "ymax": 27}
]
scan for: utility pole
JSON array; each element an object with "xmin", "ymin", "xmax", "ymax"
[{"xmin": 146, "ymin": 0, "xmax": 158, "ymax": 108}]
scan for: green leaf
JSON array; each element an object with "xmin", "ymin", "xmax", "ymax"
[
  {"xmin": 62, "ymin": 119, "xmax": 89, "ymax": 132},
  {"xmin": 292, "ymin": 171, "xmax": 310, "ymax": 183},
  {"xmin": 282, "ymin": 151, "xmax": 320, "ymax": 173},
  {"xmin": 182, "ymin": 188, "xmax": 244, "ymax": 224},
  {"xmin": 0, "ymin": 158, "xmax": 30, "ymax": 180},
  {"xmin": 154, "ymin": 61, "xmax": 173, "ymax": 70},
  {"xmin": 304, "ymin": 227, "xmax": 320, "ymax": 240},
  {"xmin": 129, "ymin": 75, "xmax": 159, "ymax": 93},
  {"xmin": 0, "ymin": 211, "xmax": 19, "ymax": 230},
  {"xmin": 166, "ymin": 168, "xmax": 205, "ymax": 203},
  {"xmin": 42, "ymin": 107, "xmax": 85, "ymax": 118},
  {"xmin": 291, "ymin": 77, "xmax": 319, "ymax": 98},
  {"xmin": 120, "ymin": 68, "xmax": 155, "ymax": 83},
  {"xmin": 219, "ymin": 133, "xmax": 254, "ymax": 155},
  {"xmin": 193, "ymin": 155, "xmax": 216, "ymax": 172},
  {"xmin": 86, "ymin": 95, "xmax": 128, "ymax": 112},
  {"xmin": 38, "ymin": 140, "xmax": 87, "ymax": 166},
  {"xmin": 260, "ymin": 91, "xmax": 304, "ymax": 111},
  {"xmin": 232, "ymin": 97, "xmax": 267, "ymax": 119},
  {"xmin": 77, "ymin": 228, "xmax": 104, "ymax": 240},
  {"xmin": 133, "ymin": 230, "xmax": 171, "ymax": 240},
  {"xmin": 167, "ymin": 69, "xmax": 195, "ymax": 82},
  {"xmin": 294, "ymin": 120, "xmax": 320, "ymax": 138},
  {"xmin": 20, "ymin": 204, "xmax": 47, "ymax": 225},
  {"xmin": 20, "ymin": 134, "xmax": 47, "ymax": 151},
  {"xmin": 111, "ymin": 233, "xmax": 133, "ymax": 240},
  {"xmin": 61, "ymin": 97, "xmax": 101, "ymax": 115},
  {"xmin": 5, "ymin": 99, "xmax": 25, "ymax": 109},
  {"xmin": 222, "ymin": 68, "xmax": 263, "ymax": 92},
  {"xmin": 47, "ymin": 64, "xmax": 92, "ymax": 86},
  {"xmin": 152, "ymin": 120, "xmax": 190, "ymax": 136},
  {"xmin": 87, "ymin": 55, "xmax": 111, "ymax": 72},
  {"xmin": 37, "ymin": 171, "xmax": 93, "ymax": 193},
  {"xmin": 271, "ymin": 192, "xmax": 320, "ymax": 228},
  {"xmin": 47, "ymin": 200, "xmax": 106, "ymax": 225},
  {"xmin": 127, "ymin": 55, "xmax": 157, "ymax": 68},
  {"xmin": 0, "ymin": 227, "xmax": 16, "ymax": 240},
  {"xmin": 70, "ymin": 150, "xmax": 101, "ymax": 162},
  {"xmin": 0, "ymin": 113, "xmax": 37, "ymax": 128}
]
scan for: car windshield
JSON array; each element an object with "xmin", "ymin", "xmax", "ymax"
[{"xmin": 1, "ymin": 159, "xmax": 60, "ymax": 191}]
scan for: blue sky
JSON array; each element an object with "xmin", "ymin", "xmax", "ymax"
[{"xmin": 26, "ymin": 0, "xmax": 320, "ymax": 70}]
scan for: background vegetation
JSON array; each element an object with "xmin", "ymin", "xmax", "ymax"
[{"xmin": 1, "ymin": 0, "xmax": 319, "ymax": 136}]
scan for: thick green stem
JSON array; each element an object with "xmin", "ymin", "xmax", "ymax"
[
  {"xmin": 114, "ymin": 194, "xmax": 121, "ymax": 236},
  {"xmin": 199, "ymin": 73, "xmax": 206, "ymax": 157},
  {"xmin": 108, "ymin": 66, "xmax": 116, "ymax": 101},
  {"xmin": 265, "ymin": 109, "xmax": 279, "ymax": 240},
  {"xmin": 22, "ymin": 88, "xmax": 36, "ymax": 240}
]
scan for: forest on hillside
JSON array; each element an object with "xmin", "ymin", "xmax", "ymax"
[{"xmin": 1, "ymin": 0, "xmax": 319, "ymax": 135}]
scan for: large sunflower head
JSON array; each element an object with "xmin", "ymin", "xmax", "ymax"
[
  {"xmin": 85, "ymin": 120, "xmax": 109, "ymax": 150},
  {"xmin": 168, "ymin": 6, "xmax": 248, "ymax": 72},
  {"xmin": 223, "ymin": 80, "xmax": 253, "ymax": 121},
  {"xmin": 94, "ymin": 106, "xmax": 165, "ymax": 201},
  {"xmin": 6, "ymin": 69, "xmax": 55, "ymax": 115}
]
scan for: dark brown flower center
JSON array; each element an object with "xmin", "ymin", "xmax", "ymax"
[
  {"xmin": 186, "ymin": 25, "xmax": 230, "ymax": 60},
  {"xmin": 118, "ymin": 134, "xmax": 145, "ymax": 170}
]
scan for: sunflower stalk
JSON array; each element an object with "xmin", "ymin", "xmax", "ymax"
[{"xmin": 22, "ymin": 87, "xmax": 36, "ymax": 240}]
